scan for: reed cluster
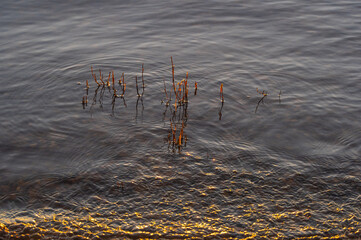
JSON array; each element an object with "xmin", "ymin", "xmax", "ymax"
[
  {"xmin": 81, "ymin": 57, "xmax": 283, "ymax": 151},
  {"xmin": 162, "ymin": 57, "xmax": 191, "ymax": 153}
]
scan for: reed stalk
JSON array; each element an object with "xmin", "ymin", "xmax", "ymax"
[
  {"xmin": 135, "ymin": 75, "xmax": 140, "ymax": 96},
  {"xmin": 91, "ymin": 66, "xmax": 100, "ymax": 86},
  {"xmin": 220, "ymin": 83, "xmax": 224, "ymax": 102},
  {"xmin": 99, "ymin": 69, "xmax": 105, "ymax": 85},
  {"xmin": 112, "ymin": 71, "xmax": 115, "ymax": 88},
  {"xmin": 142, "ymin": 64, "xmax": 145, "ymax": 89},
  {"xmin": 119, "ymin": 72, "xmax": 124, "ymax": 86},
  {"xmin": 171, "ymin": 57, "xmax": 178, "ymax": 100},
  {"xmin": 107, "ymin": 72, "xmax": 111, "ymax": 87}
]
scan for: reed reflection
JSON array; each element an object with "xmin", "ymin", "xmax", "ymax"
[
  {"xmin": 218, "ymin": 102, "xmax": 224, "ymax": 120},
  {"xmin": 135, "ymin": 95, "xmax": 144, "ymax": 123}
]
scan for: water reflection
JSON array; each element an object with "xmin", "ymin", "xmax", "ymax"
[
  {"xmin": 218, "ymin": 102, "xmax": 224, "ymax": 120},
  {"xmin": 164, "ymin": 103, "xmax": 188, "ymax": 153},
  {"xmin": 135, "ymin": 95, "xmax": 144, "ymax": 123}
]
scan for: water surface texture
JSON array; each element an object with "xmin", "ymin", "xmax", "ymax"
[{"xmin": 1, "ymin": 0, "xmax": 361, "ymax": 239}]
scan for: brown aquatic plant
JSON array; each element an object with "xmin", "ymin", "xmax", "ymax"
[
  {"xmin": 122, "ymin": 83, "xmax": 126, "ymax": 97},
  {"xmin": 255, "ymin": 88, "xmax": 268, "ymax": 113},
  {"xmin": 135, "ymin": 75, "xmax": 140, "ymax": 96},
  {"xmin": 171, "ymin": 56, "xmax": 178, "ymax": 100},
  {"xmin": 82, "ymin": 96, "xmax": 88, "ymax": 109},
  {"xmin": 184, "ymin": 72, "xmax": 189, "ymax": 102},
  {"xmin": 219, "ymin": 102, "xmax": 224, "ymax": 120},
  {"xmin": 119, "ymin": 72, "xmax": 124, "ymax": 86},
  {"xmin": 112, "ymin": 71, "xmax": 115, "ymax": 89},
  {"xmin": 91, "ymin": 66, "xmax": 100, "ymax": 86},
  {"xmin": 142, "ymin": 64, "xmax": 145, "ymax": 91},
  {"xmin": 106, "ymin": 72, "xmax": 111, "ymax": 87},
  {"xmin": 178, "ymin": 121, "xmax": 185, "ymax": 146},
  {"xmin": 220, "ymin": 83, "xmax": 224, "ymax": 102},
  {"xmin": 120, "ymin": 73, "xmax": 126, "ymax": 97},
  {"xmin": 99, "ymin": 69, "xmax": 105, "ymax": 85}
]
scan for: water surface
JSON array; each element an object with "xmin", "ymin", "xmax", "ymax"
[{"xmin": 1, "ymin": 0, "xmax": 361, "ymax": 239}]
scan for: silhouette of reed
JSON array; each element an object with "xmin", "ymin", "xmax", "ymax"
[
  {"xmin": 141, "ymin": 64, "xmax": 145, "ymax": 95},
  {"xmin": 219, "ymin": 102, "xmax": 224, "ymax": 120},
  {"xmin": 135, "ymin": 95, "xmax": 144, "ymax": 123},
  {"xmin": 255, "ymin": 88, "xmax": 268, "ymax": 113},
  {"xmin": 82, "ymin": 96, "xmax": 87, "ymax": 109},
  {"xmin": 135, "ymin": 75, "xmax": 140, "ymax": 96}
]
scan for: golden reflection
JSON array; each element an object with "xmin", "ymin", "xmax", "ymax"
[{"xmin": 1, "ymin": 211, "xmax": 360, "ymax": 240}]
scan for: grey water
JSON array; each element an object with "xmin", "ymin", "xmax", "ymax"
[{"xmin": 1, "ymin": 0, "xmax": 361, "ymax": 239}]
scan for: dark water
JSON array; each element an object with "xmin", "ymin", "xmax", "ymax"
[{"xmin": 1, "ymin": 0, "xmax": 361, "ymax": 239}]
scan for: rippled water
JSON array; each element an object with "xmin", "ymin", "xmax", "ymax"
[{"xmin": 1, "ymin": 0, "xmax": 361, "ymax": 239}]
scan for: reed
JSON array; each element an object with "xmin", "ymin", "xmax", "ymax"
[
  {"xmin": 220, "ymin": 83, "xmax": 224, "ymax": 102},
  {"xmin": 99, "ymin": 69, "xmax": 105, "ymax": 85},
  {"xmin": 119, "ymin": 73, "xmax": 124, "ymax": 86},
  {"xmin": 121, "ymin": 81, "xmax": 126, "ymax": 98},
  {"xmin": 82, "ymin": 96, "xmax": 88, "ymax": 105},
  {"xmin": 135, "ymin": 75, "xmax": 140, "ymax": 96},
  {"xmin": 85, "ymin": 60, "xmax": 198, "ymax": 153},
  {"xmin": 177, "ymin": 82, "xmax": 182, "ymax": 103},
  {"xmin": 184, "ymin": 72, "xmax": 188, "ymax": 102},
  {"xmin": 171, "ymin": 57, "xmax": 178, "ymax": 100},
  {"xmin": 91, "ymin": 67, "xmax": 100, "ymax": 86},
  {"xmin": 219, "ymin": 102, "xmax": 224, "ymax": 120},
  {"xmin": 255, "ymin": 88, "xmax": 268, "ymax": 113},
  {"xmin": 107, "ymin": 72, "xmax": 111, "ymax": 87},
  {"xmin": 172, "ymin": 123, "xmax": 176, "ymax": 145},
  {"xmin": 194, "ymin": 81, "xmax": 198, "ymax": 95},
  {"xmin": 178, "ymin": 130, "xmax": 182, "ymax": 146},
  {"xmin": 112, "ymin": 71, "xmax": 115, "ymax": 89},
  {"xmin": 142, "ymin": 64, "xmax": 145, "ymax": 89},
  {"xmin": 120, "ymin": 73, "xmax": 126, "ymax": 97},
  {"xmin": 178, "ymin": 121, "xmax": 184, "ymax": 146}
]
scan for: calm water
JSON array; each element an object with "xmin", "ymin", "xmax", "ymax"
[{"xmin": 1, "ymin": 0, "xmax": 361, "ymax": 239}]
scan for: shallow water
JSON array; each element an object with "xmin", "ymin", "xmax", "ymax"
[{"xmin": 1, "ymin": 0, "xmax": 361, "ymax": 239}]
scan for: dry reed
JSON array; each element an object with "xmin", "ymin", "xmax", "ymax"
[{"xmin": 220, "ymin": 83, "xmax": 224, "ymax": 102}]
